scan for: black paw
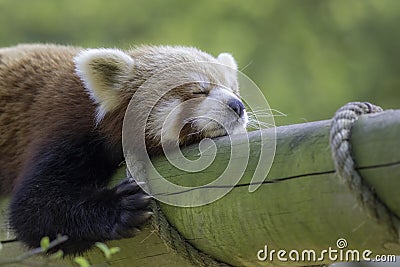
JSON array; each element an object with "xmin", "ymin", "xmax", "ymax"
[{"xmin": 110, "ymin": 179, "xmax": 152, "ymax": 239}]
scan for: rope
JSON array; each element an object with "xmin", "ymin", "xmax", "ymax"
[
  {"xmin": 128, "ymin": 101, "xmax": 399, "ymax": 266},
  {"xmin": 125, "ymin": 169, "xmax": 228, "ymax": 266},
  {"xmin": 329, "ymin": 102, "xmax": 400, "ymax": 240},
  {"xmin": 150, "ymin": 201, "xmax": 229, "ymax": 266},
  {"xmin": 149, "ymin": 201, "xmax": 229, "ymax": 266}
]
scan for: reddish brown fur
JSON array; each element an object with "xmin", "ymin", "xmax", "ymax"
[
  {"xmin": 0, "ymin": 44, "xmax": 244, "ymax": 255},
  {"xmin": 0, "ymin": 44, "xmax": 125, "ymax": 193},
  {"xmin": 0, "ymin": 44, "xmax": 213, "ymax": 193}
]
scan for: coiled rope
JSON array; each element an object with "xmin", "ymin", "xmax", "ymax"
[
  {"xmin": 150, "ymin": 201, "xmax": 229, "ymax": 266},
  {"xmin": 329, "ymin": 102, "xmax": 400, "ymax": 239},
  {"xmin": 125, "ymin": 168, "xmax": 228, "ymax": 266},
  {"xmin": 129, "ymin": 101, "xmax": 399, "ymax": 267}
]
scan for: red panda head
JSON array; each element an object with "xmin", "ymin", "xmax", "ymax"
[{"xmin": 74, "ymin": 46, "xmax": 248, "ymax": 152}]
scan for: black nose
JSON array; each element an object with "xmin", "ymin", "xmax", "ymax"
[{"xmin": 227, "ymin": 99, "xmax": 245, "ymax": 117}]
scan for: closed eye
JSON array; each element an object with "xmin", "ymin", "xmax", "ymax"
[{"xmin": 193, "ymin": 91, "xmax": 209, "ymax": 95}]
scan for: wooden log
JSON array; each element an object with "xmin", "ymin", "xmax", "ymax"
[{"xmin": 0, "ymin": 109, "xmax": 399, "ymax": 266}]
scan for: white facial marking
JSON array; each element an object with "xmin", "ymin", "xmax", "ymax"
[
  {"xmin": 194, "ymin": 87, "xmax": 247, "ymax": 137},
  {"xmin": 209, "ymin": 87, "xmax": 238, "ymax": 101},
  {"xmin": 152, "ymin": 99, "xmax": 182, "ymax": 142},
  {"xmin": 191, "ymin": 73, "xmax": 210, "ymax": 90}
]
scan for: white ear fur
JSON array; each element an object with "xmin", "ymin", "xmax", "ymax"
[
  {"xmin": 74, "ymin": 48, "xmax": 134, "ymax": 122},
  {"xmin": 217, "ymin": 53, "xmax": 238, "ymax": 70}
]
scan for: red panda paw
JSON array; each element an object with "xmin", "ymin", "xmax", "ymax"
[{"xmin": 110, "ymin": 179, "xmax": 153, "ymax": 239}]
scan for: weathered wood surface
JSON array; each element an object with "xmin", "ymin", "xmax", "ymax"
[{"xmin": 0, "ymin": 109, "xmax": 399, "ymax": 266}]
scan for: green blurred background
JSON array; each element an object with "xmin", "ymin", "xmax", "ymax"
[{"xmin": 1, "ymin": 0, "xmax": 399, "ymax": 125}]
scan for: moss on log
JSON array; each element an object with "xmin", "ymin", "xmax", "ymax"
[{"xmin": 0, "ymin": 110, "xmax": 399, "ymax": 266}]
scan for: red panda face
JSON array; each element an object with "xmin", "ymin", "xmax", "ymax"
[
  {"xmin": 74, "ymin": 46, "xmax": 247, "ymax": 152},
  {"xmin": 146, "ymin": 81, "xmax": 248, "ymax": 148}
]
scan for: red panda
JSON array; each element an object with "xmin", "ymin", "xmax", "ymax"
[{"xmin": 0, "ymin": 44, "xmax": 247, "ymax": 254}]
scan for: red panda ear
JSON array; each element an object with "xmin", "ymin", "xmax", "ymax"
[
  {"xmin": 74, "ymin": 49, "xmax": 134, "ymax": 122},
  {"xmin": 217, "ymin": 53, "xmax": 237, "ymax": 70}
]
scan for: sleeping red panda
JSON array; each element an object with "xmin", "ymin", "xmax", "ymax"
[{"xmin": 0, "ymin": 44, "xmax": 248, "ymax": 254}]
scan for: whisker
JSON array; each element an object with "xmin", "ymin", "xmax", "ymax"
[
  {"xmin": 249, "ymin": 114, "xmax": 282, "ymax": 118},
  {"xmin": 187, "ymin": 120, "xmax": 214, "ymax": 137},
  {"xmin": 240, "ymin": 61, "xmax": 253, "ymax": 72},
  {"xmin": 247, "ymin": 108, "xmax": 286, "ymax": 117},
  {"xmin": 246, "ymin": 117, "xmax": 275, "ymax": 129},
  {"xmin": 247, "ymin": 109, "xmax": 286, "ymax": 117}
]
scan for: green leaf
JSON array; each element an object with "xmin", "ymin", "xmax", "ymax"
[
  {"xmin": 40, "ymin": 236, "xmax": 50, "ymax": 250},
  {"xmin": 74, "ymin": 256, "xmax": 90, "ymax": 267},
  {"xmin": 95, "ymin": 242, "xmax": 120, "ymax": 259},
  {"xmin": 49, "ymin": 249, "xmax": 64, "ymax": 259},
  {"xmin": 109, "ymin": 247, "xmax": 121, "ymax": 255},
  {"xmin": 95, "ymin": 242, "xmax": 111, "ymax": 259}
]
